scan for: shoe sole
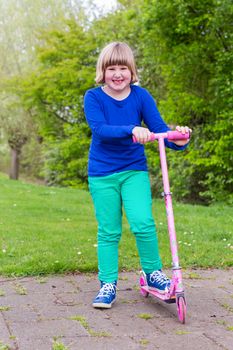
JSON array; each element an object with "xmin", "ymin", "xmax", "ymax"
[{"xmin": 92, "ymin": 298, "xmax": 116, "ymax": 309}]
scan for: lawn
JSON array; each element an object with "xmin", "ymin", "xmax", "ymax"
[{"xmin": 0, "ymin": 172, "xmax": 232, "ymax": 277}]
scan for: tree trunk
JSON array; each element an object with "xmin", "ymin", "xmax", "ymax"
[{"xmin": 9, "ymin": 147, "xmax": 20, "ymax": 180}]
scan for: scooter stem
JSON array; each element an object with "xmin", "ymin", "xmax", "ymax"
[{"xmin": 158, "ymin": 137, "xmax": 180, "ymax": 270}]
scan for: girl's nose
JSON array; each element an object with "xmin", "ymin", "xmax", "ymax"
[{"xmin": 114, "ymin": 70, "xmax": 122, "ymax": 77}]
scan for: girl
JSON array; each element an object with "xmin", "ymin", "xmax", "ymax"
[{"xmin": 84, "ymin": 42, "xmax": 191, "ymax": 309}]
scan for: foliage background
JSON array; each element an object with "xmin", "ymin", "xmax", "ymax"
[{"xmin": 0, "ymin": 0, "xmax": 232, "ymax": 204}]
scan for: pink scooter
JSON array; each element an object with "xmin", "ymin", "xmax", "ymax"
[{"xmin": 135, "ymin": 130, "xmax": 189, "ymax": 324}]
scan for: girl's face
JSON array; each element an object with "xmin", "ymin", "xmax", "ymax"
[{"xmin": 104, "ymin": 65, "xmax": 131, "ymax": 94}]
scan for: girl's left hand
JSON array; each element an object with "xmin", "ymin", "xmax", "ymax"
[{"xmin": 173, "ymin": 126, "xmax": 192, "ymax": 146}]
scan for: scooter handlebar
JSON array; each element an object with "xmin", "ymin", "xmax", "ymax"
[{"xmin": 133, "ymin": 130, "xmax": 190, "ymax": 143}]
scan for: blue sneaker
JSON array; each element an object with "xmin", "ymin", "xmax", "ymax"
[
  {"xmin": 92, "ymin": 281, "xmax": 117, "ymax": 308},
  {"xmin": 146, "ymin": 270, "xmax": 171, "ymax": 294}
]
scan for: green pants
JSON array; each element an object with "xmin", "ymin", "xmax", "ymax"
[{"xmin": 88, "ymin": 170, "xmax": 162, "ymax": 282}]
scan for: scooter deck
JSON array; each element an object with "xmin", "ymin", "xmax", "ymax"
[{"xmin": 140, "ymin": 285, "xmax": 176, "ymax": 303}]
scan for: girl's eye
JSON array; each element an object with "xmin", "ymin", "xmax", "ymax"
[{"xmin": 107, "ymin": 66, "xmax": 128, "ymax": 71}]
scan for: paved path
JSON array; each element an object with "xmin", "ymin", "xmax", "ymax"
[{"xmin": 0, "ymin": 269, "xmax": 232, "ymax": 350}]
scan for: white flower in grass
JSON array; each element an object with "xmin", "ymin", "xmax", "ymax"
[
  {"xmin": 93, "ymin": 244, "xmax": 98, "ymax": 248},
  {"xmin": 77, "ymin": 251, "xmax": 82, "ymax": 255},
  {"xmin": 223, "ymin": 238, "xmax": 227, "ymax": 241},
  {"xmin": 2, "ymin": 249, "xmax": 6, "ymax": 253}
]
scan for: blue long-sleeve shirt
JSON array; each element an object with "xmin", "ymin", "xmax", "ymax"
[{"xmin": 84, "ymin": 85, "xmax": 186, "ymax": 176}]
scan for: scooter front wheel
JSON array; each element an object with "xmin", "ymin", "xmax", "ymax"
[{"xmin": 176, "ymin": 295, "xmax": 186, "ymax": 324}]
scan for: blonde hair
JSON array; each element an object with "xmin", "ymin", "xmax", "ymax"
[{"xmin": 95, "ymin": 42, "xmax": 139, "ymax": 84}]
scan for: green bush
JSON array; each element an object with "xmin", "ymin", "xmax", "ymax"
[{"xmin": 42, "ymin": 123, "xmax": 90, "ymax": 188}]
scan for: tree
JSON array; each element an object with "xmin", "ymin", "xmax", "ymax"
[
  {"xmin": 0, "ymin": 94, "xmax": 31, "ymax": 179},
  {"xmin": 0, "ymin": 0, "xmax": 88, "ymax": 180},
  {"xmin": 19, "ymin": 19, "xmax": 96, "ymax": 186},
  {"xmin": 137, "ymin": 0, "xmax": 233, "ymax": 203}
]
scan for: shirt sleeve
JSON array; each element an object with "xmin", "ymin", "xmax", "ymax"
[
  {"xmin": 84, "ymin": 90, "xmax": 135, "ymax": 141},
  {"xmin": 140, "ymin": 88, "xmax": 188, "ymax": 151}
]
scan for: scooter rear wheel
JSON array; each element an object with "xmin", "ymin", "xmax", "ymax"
[
  {"xmin": 177, "ymin": 296, "xmax": 186, "ymax": 324},
  {"xmin": 139, "ymin": 276, "xmax": 149, "ymax": 297}
]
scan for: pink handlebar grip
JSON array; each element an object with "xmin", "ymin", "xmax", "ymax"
[{"xmin": 167, "ymin": 130, "xmax": 190, "ymax": 141}]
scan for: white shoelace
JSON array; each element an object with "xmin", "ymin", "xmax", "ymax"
[
  {"xmin": 98, "ymin": 283, "xmax": 116, "ymax": 297},
  {"xmin": 149, "ymin": 271, "xmax": 170, "ymax": 286}
]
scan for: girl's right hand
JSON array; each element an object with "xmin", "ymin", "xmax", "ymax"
[{"xmin": 132, "ymin": 126, "xmax": 152, "ymax": 144}]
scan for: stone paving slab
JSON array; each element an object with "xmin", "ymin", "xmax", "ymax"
[{"xmin": 0, "ymin": 269, "xmax": 232, "ymax": 350}]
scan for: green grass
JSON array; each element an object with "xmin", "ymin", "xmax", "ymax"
[
  {"xmin": 137, "ymin": 313, "xmax": 153, "ymax": 320},
  {"xmin": 52, "ymin": 339, "xmax": 69, "ymax": 350},
  {"xmin": 0, "ymin": 172, "xmax": 232, "ymax": 277}
]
